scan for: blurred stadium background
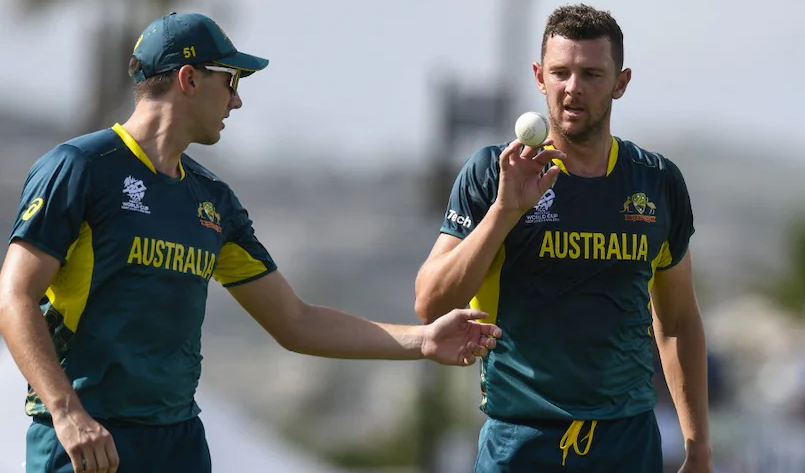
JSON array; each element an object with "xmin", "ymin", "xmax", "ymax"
[{"xmin": 1, "ymin": 0, "xmax": 804, "ymax": 472}]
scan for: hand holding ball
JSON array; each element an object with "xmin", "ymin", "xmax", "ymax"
[{"xmin": 514, "ymin": 112, "xmax": 549, "ymax": 147}]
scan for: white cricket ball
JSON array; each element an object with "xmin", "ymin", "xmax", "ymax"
[{"xmin": 514, "ymin": 111, "xmax": 548, "ymax": 147}]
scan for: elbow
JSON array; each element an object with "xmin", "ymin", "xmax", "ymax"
[
  {"xmin": 274, "ymin": 331, "xmax": 302, "ymax": 353},
  {"xmin": 0, "ymin": 290, "xmax": 22, "ymax": 335},
  {"xmin": 654, "ymin": 308, "xmax": 703, "ymax": 340},
  {"xmin": 415, "ymin": 264, "xmax": 468, "ymax": 324},
  {"xmin": 414, "ymin": 271, "xmax": 445, "ymax": 325},
  {"xmin": 414, "ymin": 295, "xmax": 443, "ymax": 325},
  {"xmin": 261, "ymin": 303, "xmax": 309, "ymax": 354},
  {"xmin": 415, "ymin": 279, "xmax": 471, "ymax": 325}
]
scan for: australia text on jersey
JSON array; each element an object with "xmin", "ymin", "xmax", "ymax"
[
  {"xmin": 539, "ymin": 231, "xmax": 650, "ymax": 261},
  {"xmin": 127, "ymin": 236, "xmax": 217, "ymax": 279}
]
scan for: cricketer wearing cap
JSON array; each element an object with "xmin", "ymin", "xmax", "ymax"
[
  {"xmin": 19, "ymin": 126, "xmax": 268, "ymax": 469},
  {"xmin": 1, "ymin": 12, "xmax": 503, "ymax": 473},
  {"xmin": 415, "ymin": 4, "xmax": 712, "ymax": 473}
]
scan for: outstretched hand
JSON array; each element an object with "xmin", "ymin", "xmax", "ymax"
[{"xmin": 421, "ymin": 309, "xmax": 502, "ymax": 366}]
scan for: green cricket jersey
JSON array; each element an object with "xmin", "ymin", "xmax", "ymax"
[
  {"xmin": 439, "ymin": 137, "xmax": 694, "ymax": 422},
  {"xmin": 10, "ymin": 124, "xmax": 276, "ymax": 425}
]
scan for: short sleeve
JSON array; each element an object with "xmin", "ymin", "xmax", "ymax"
[
  {"xmin": 657, "ymin": 158, "xmax": 695, "ymax": 271},
  {"xmin": 9, "ymin": 144, "xmax": 91, "ymax": 264},
  {"xmin": 439, "ymin": 146, "xmax": 501, "ymax": 239},
  {"xmin": 213, "ymin": 189, "xmax": 277, "ymax": 287}
]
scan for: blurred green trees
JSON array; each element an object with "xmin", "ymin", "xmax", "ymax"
[{"xmin": 767, "ymin": 218, "xmax": 805, "ymax": 319}]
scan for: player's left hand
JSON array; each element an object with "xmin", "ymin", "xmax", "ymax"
[{"xmin": 421, "ymin": 308, "xmax": 502, "ymax": 366}]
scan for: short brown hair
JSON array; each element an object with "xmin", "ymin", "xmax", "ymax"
[
  {"xmin": 128, "ymin": 56, "xmax": 175, "ymax": 102},
  {"xmin": 541, "ymin": 4, "xmax": 625, "ymax": 71},
  {"xmin": 128, "ymin": 57, "xmax": 217, "ymax": 102}
]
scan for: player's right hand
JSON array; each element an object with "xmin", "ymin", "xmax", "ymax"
[
  {"xmin": 52, "ymin": 407, "xmax": 119, "ymax": 473},
  {"xmin": 494, "ymin": 138, "xmax": 566, "ymax": 215}
]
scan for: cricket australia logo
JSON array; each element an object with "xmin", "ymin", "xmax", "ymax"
[
  {"xmin": 526, "ymin": 188, "xmax": 560, "ymax": 224},
  {"xmin": 198, "ymin": 202, "xmax": 222, "ymax": 233},
  {"xmin": 121, "ymin": 176, "xmax": 150, "ymax": 214},
  {"xmin": 621, "ymin": 192, "xmax": 657, "ymax": 223}
]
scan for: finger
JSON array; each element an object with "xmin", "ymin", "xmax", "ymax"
[
  {"xmin": 500, "ymin": 140, "xmax": 522, "ymax": 171},
  {"xmin": 93, "ymin": 444, "xmax": 110, "ymax": 473},
  {"xmin": 67, "ymin": 449, "xmax": 83, "ymax": 473},
  {"xmin": 459, "ymin": 345, "xmax": 477, "ymax": 366},
  {"xmin": 456, "ymin": 309, "xmax": 489, "ymax": 321},
  {"xmin": 519, "ymin": 138, "xmax": 554, "ymax": 159},
  {"xmin": 105, "ymin": 438, "xmax": 120, "ymax": 473},
  {"xmin": 531, "ymin": 149, "xmax": 566, "ymax": 166},
  {"xmin": 468, "ymin": 342, "xmax": 489, "ymax": 358},
  {"xmin": 80, "ymin": 448, "xmax": 97, "ymax": 473},
  {"xmin": 520, "ymin": 145, "xmax": 541, "ymax": 159},
  {"xmin": 540, "ymin": 166, "xmax": 561, "ymax": 189},
  {"xmin": 481, "ymin": 336, "xmax": 498, "ymax": 350},
  {"xmin": 478, "ymin": 323, "xmax": 503, "ymax": 338}
]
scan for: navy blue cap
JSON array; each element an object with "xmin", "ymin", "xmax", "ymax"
[{"xmin": 132, "ymin": 12, "xmax": 269, "ymax": 82}]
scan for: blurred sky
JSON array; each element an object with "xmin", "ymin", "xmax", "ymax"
[{"xmin": 1, "ymin": 0, "xmax": 802, "ymax": 172}]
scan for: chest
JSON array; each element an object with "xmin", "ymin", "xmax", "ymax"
[
  {"xmin": 86, "ymin": 173, "xmax": 228, "ymax": 263},
  {"xmin": 506, "ymin": 170, "xmax": 670, "ymax": 268}
]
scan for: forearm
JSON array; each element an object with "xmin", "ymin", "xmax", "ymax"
[
  {"xmin": 655, "ymin": 314, "xmax": 711, "ymax": 457},
  {"xmin": 280, "ymin": 304, "xmax": 425, "ymax": 360},
  {"xmin": 415, "ymin": 204, "xmax": 520, "ymax": 323},
  {"xmin": 0, "ymin": 297, "xmax": 82, "ymax": 419}
]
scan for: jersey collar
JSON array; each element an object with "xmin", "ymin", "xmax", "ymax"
[
  {"xmin": 545, "ymin": 136, "xmax": 619, "ymax": 177},
  {"xmin": 111, "ymin": 123, "xmax": 186, "ymax": 180}
]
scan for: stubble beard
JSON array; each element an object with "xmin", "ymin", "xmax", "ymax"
[{"xmin": 547, "ymin": 101, "xmax": 612, "ymax": 145}]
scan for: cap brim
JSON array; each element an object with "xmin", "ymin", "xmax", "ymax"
[{"xmin": 214, "ymin": 51, "xmax": 269, "ymax": 78}]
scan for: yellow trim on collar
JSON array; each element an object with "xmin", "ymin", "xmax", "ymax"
[
  {"xmin": 545, "ymin": 136, "xmax": 618, "ymax": 177},
  {"xmin": 111, "ymin": 123, "xmax": 185, "ymax": 180}
]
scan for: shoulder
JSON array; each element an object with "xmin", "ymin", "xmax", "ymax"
[
  {"xmin": 616, "ymin": 137, "xmax": 685, "ymax": 181},
  {"xmin": 31, "ymin": 129, "xmax": 123, "ymax": 171},
  {"xmin": 466, "ymin": 143, "xmax": 507, "ymax": 167},
  {"xmin": 181, "ymin": 154, "xmax": 242, "ymax": 201},
  {"xmin": 61, "ymin": 128, "xmax": 125, "ymax": 162},
  {"xmin": 182, "ymin": 154, "xmax": 224, "ymax": 182},
  {"xmin": 458, "ymin": 142, "xmax": 508, "ymax": 180}
]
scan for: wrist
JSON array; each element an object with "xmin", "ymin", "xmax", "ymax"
[
  {"xmin": 417, "ymin": 324, "xmax": 434, "ymax": 361},
  {"xmin": 684, "ymin": 439, "xmax": 712, "ymax": 460},
  {"xmin": 488, "ymin": 202, "xmax": 525, "ymax": 228},
  {"xmin": 48, "ymin": 392, "xmax": 85, "ymax": 422}
]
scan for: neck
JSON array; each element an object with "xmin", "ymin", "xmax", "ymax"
[
  {"xmin": 548, "ymin": 128, "xmax": 613, "ymax": 178},
  {"xmin": 120, "ymin": 101, "xmax": 190, "ymax": 178}
]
